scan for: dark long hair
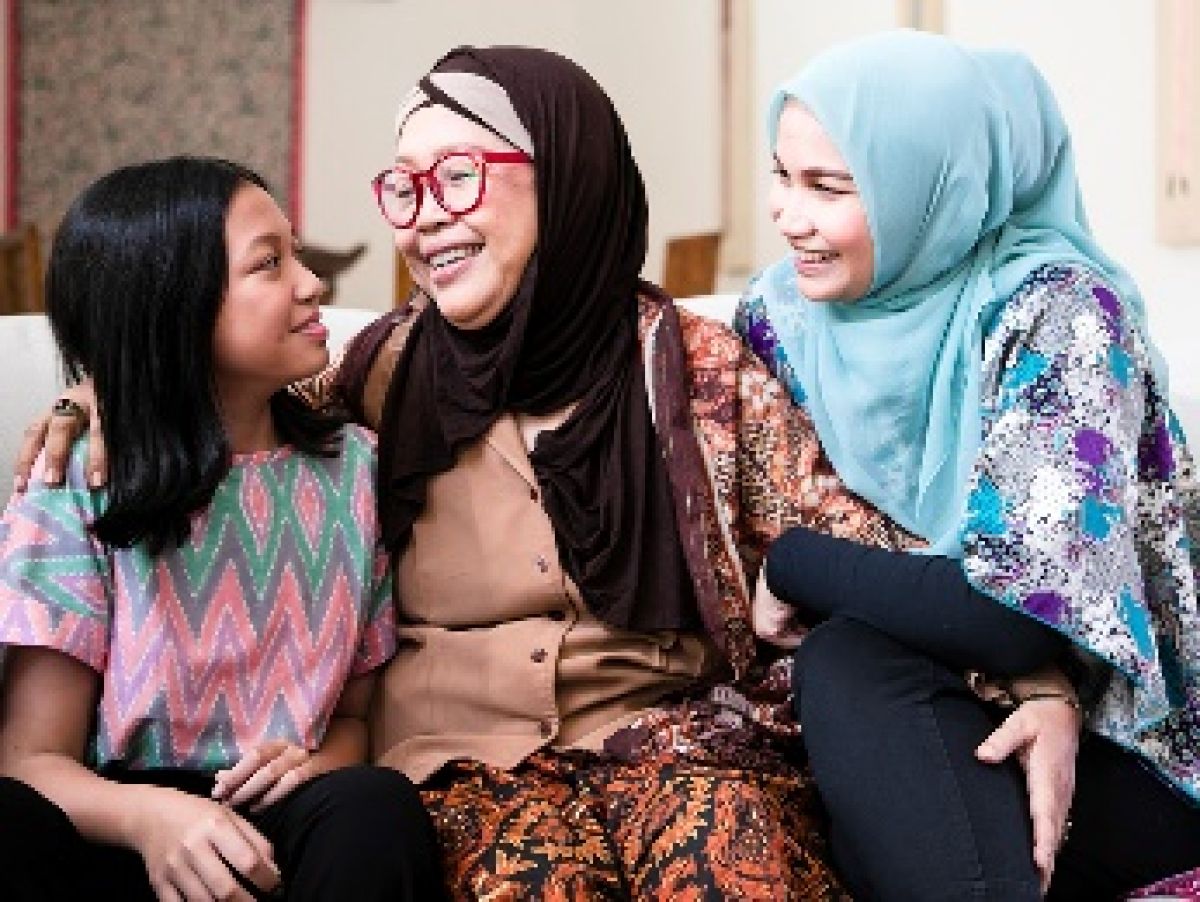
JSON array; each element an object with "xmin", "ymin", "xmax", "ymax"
[{"xmin": 46, "ymin": 156, "xmax": 343, "ymax": 554}]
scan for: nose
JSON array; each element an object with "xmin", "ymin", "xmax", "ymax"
[
  {"xmin": 773, "ymin": 189, "xmax": 815, "ymax": 239},
  {"xmin": 412, "ymin": 177, "xmax": 452, "ymax": 233},
  {"xmin": 296, "ymin": 259, "xmax": 326, "ymax": 305}
]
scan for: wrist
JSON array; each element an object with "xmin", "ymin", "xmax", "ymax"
[
  {"xmin": 1010, "ymin": 686, "xmax": 1081, "ymax": 712},
  {"xmin": 1006, "ymin": 667, "xmax": 1080, "ymax": 710},
  {"xmin": 116, "ymin": 783, "xmax": 171, "ymax": 849},
  {"xmin": 313, "ymin": 718, "xmax": 369, "ymax": 769}
]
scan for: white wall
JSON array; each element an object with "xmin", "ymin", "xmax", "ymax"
[
  {"xmin": 748, "ymin": 0, "xmax": 898, "ymax": 273},
  {"xmin": 943, "ymin": 1, "xmax": 1200, "ymax": 408},
  {"xmin": 303, "ymin": 0, "xmax": 720, "ymax": 312}
]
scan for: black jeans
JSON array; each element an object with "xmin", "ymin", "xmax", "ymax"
[
  {"xmin": 0, "ymin": 765, "xmax": 445, "ymax": 901},
  {"xmin": 794, "ymin": 617, "xmax": 1200, "ymax": 901},
  {"xmin": 767, "ymin": 526, "xmax": 1200, "ymax": 900}
]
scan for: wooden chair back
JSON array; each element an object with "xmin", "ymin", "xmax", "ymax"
[
  {"xmin": 662, "ymin": 232, "xmax": 721, "ymax": 299},
  {"xmin": 0, "ymin": 223, "xmax": 45, "ymax": 315}
]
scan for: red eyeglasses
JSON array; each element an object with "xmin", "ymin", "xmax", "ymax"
[{"xmin": 370, "ymin": 150, "xmax": 531, "ymax": 229}]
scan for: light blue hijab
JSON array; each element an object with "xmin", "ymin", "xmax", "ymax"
[{"xmin": 760, "ymin": 30, "xmax": 1153, "ymax": 555}]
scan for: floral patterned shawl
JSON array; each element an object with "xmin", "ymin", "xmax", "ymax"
[{"xmin": 739, "ymin": 261, "xmax": 1200, "ymax": 802}]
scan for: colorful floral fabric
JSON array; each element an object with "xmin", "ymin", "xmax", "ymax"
[
  {"xmin": 738, "ymin": 262, "xmax": 1200, "ymax": 803},
  {"xmin": 0, "ymin": 426, "xmax": 395, "ymax": 771}
]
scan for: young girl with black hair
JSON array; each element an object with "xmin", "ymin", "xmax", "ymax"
[{"xmin": 0, "ymin": 157, "xmax": 441, "ymax": 901}]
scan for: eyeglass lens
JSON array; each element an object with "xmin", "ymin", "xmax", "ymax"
[{"xmin": 379, "ymin": 153, "xmax": 484, "ymax": 226}]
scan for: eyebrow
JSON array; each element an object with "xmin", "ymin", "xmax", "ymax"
[
  {"xmin": 773, "ymin": 155, "xmax": 854, "ymax": 181},
  {"xmin": 232, "ymin": 230, "xmax": 293, "ymax": 262},
  {"xmin": 394, "ymin": 142, "xmax": 488, "ymax": 167},
  {"xmin": 803, "ymin": 167, "xmax": 854, "ymax": 181}
]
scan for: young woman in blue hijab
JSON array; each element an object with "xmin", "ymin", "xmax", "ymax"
[{"xmin": 741, "ymin": 30, "xmax": 1200, "ymax": 899}]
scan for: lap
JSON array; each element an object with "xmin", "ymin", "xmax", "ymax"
[
  {"xmin": 0, "ymin": 776, "xmax": 156, "ymax": 901},
  {"xmin": 422, "ymin": 746, "xmax": 847, "ymax": 901},
  {"xmin": 0, "ymin": 767, "xmax": 439, "ymax": 902},
  {"xmin": 792, "ymin": 618, "xmax": 1200, "ymax": 899}
]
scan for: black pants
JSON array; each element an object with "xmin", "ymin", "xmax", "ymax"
[
  {"xmin": 795, "ymin": 617, "xmax": 1200, "ymax": 901},
  {"xmin": 767, "ymin": 526, "xmax": 1200, "ymax": 900},
  {"xmin": 0, "ymin": 765, "xmax": 445, "ymax": 901}
]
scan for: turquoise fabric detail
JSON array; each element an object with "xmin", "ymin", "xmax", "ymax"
[
  {"xmin": 1002, "ymin": 349, "xmax": 1049, "ymax": 397},
  {"xmin": 1118, "ymin": 586, "xmax": 1154, "ymax": 660},
  {"xmin": 965, "ymin": 475, "xmax": 1006, "ymax": 538},
  {"xmin": 1108, "ymin": 344, "xmax": 1133, "ymax": 387},
  {"xmin": 1080, "ymin": 495, "xmax": 1121, "ymax": 541}
]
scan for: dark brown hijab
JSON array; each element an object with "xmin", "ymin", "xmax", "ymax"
[{"xmin": 377, "ymin": 46, "xmax": 699, "ymax": 633}]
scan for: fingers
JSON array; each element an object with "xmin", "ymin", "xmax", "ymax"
[
  {"xmin": 752, "ymin": 571, "xmax": 806, "ymax": 647},
  {"xmin": 12, "ymin": 416, "xmax": 50, "ymax": 492},
  {"xmin": 211, "ymin": 812, "xmax": 282, "ymax": 895},
  {"xmin": 181, "ymin": 837, "xmax": 252, "ymax": 901},
  {"xmin": 211, "ymin": 742, "xmax": 288, "ymax": 801},
  {"xmin": 14, "ymin": 383, "xmax": 101, "ymax": 488},
  {"xmin": 975, "ymin": 707, "xmax": 1032, "ymax": 763},
  {"xmin": 1027, "ymin": 764, "xmax": 1058, "ymax": 888},
  {"xmin": 164, "ymin": 853, "xmax": 218, "ymax": 901},
  {"xmin": 85, "ymin": 413, "xmax": 108, "ymax": 488},
  {"xmin": 214, "ymin": 743, "xmax": 309, "ymax": 808},
  {"xmin": 978, "ymin": 701, "xmax": 1079, "ymax": 896},
  {"xmin": 253, "ymin": 762, "xmax": 314, "ymax": 811},
  {"xmin": 166, "ymin": 811, "xmax": 279, "ymax": 900},
  {"xmin": 40, "ymin": 409, "xmax": 85, "ymax": 485},
  {"xmin": 152, "ymin": 879, "xmax": 185, "ymax": 902},
  {"xmin": 1026, "ymin": 739, "xmax": 1075, "ymax": 892}
]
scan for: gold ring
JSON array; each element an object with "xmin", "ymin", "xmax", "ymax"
[{"xmin": 51, "ymin": 397, "xmax": 85, "ymax": 419}]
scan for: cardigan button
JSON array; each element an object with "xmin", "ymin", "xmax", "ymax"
[{"xmin": 530, "ymin": 647, "xmax": 548, "ymax": 663}]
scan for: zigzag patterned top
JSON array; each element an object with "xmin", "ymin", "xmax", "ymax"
[{"xmin": 0, "ymin": 425, "xmax": 396, "ymax": 771}]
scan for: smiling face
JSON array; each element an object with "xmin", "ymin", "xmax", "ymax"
[
  {"xmin": 769, "ymin": 100, "xmax": 874, "ymax": 302},
  {"xmin": 392, "ymin": 104, "xmax": 537, "ymax": 330},
  {"xmin": 212, "ymin": 184, "xmax": 329, "ymax": 400}
]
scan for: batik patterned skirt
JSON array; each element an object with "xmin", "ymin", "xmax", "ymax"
[{"xmin": 419, "ymin": 690, "xmax": 848, "ymax": 901}]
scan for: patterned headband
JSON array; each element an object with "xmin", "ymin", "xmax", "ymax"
[{"xmin": 394, "ymin": 71, "xmax": 535, "ymax": 157}]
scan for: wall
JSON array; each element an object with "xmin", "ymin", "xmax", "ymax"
[
  {"xmin": 303, "ymin": 0, "xmax": 720, "ymax": 311},
  {"xmin": 943, "ymin": 1, "xmax": 1200, "ymax": 403},
  {"xmin": 748, "ymin": 0, "xmax": 897, "ymax": 274}
]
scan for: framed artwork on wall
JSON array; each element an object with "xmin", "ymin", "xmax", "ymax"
[{"xmin": 4, "ymin": 0, "xmax": 307, "ymax": 240}]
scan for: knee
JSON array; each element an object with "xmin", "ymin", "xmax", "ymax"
[
  {"xmin": 793, "ymin": 618, "xmax": 947, "ymax": 737},
  {"xmin": 0, "ymin": 776, "xmax": 71, "ymax": 836},
  {"xmin": 297, "ymin": 767, "xmax": 445, "ymax": 898},
  {"xmin": 311, "ymin": 766, "xmax": 435, "ymax": 846},
  {"xmin": 792, "ymin": 617, "xmax": 880, "ymax": 696}
]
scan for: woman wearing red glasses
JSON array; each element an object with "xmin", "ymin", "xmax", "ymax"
[{"xmin": 338, "ymin": 47, "xmax": 875, "ymax": 897}]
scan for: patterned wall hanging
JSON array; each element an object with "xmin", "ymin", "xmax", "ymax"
[{"xmin": 6, "ymin": 0, "xmax": 306, "ymax": 237}]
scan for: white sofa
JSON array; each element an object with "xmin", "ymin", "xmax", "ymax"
[{"xmin": 2, "ymin": 299, "xmax": 1198, "ymax": 476}]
